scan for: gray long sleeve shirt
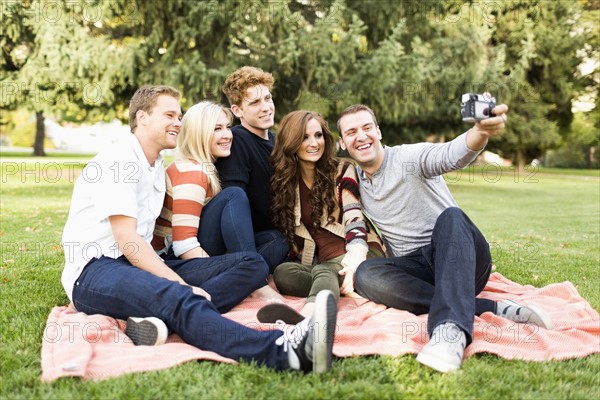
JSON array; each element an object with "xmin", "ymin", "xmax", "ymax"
[{"xmin": 357, "ymin": 132, "xmax": 482, "ymax": 257}]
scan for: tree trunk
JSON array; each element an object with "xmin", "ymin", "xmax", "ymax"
[
  {"xmin": 32, "ymin": 111, "xmax": 46, "ymax": 156},
  {"xmin": 515, "ymin": 150, "xmax": 526, "ymax": 172}
]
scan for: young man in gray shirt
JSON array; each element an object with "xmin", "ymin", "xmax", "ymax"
[{"xmin": 337, "ymin": 103, "xmax": 552, "ymax": 373}]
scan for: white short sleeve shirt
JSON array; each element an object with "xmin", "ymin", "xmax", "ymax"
[{"xmin": 61, "ymin": 134, "xmax": 166, "ymax": 301}]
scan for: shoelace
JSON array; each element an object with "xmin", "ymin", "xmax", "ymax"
[{"xmin": 274, "ymin": 319, "xmax": 309, "ymax": 352}]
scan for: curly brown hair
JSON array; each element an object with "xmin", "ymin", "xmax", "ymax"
[
  {"xmin": 271, "ymin": 111, "xmax": 339, "ymax": 248},
  {"xmin": 222, "ymin": 66, "xmax": 274, "ymax": 107}
]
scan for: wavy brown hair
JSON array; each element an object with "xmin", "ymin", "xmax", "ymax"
[{"xmin": 271, "ymin": 111, "xmax": 339, "ymax": 248}]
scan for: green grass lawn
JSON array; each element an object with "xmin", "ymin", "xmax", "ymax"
[{"xmin": 1, "ymin": 159, "xmax": 599, "ymax": 399}]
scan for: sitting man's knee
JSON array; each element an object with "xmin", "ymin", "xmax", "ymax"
[
  {"xmin": 441, "ymin": 206, "xmax": 462, "ymax": 217},
  {"xmin": 354, "ymin": 261, "xmax": 371, "ymax": 286},
  {"xmin": 239, "ymin": 251, "xmax": 269, "ymax": 276},
  {"xmin": 438, "ymin": 207, "xmax": 466, "ymax": 223}
]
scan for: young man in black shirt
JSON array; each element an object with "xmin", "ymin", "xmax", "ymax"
[{"xmin": 216, "ymin": 66, "xmax": 290, "ymax": 273}]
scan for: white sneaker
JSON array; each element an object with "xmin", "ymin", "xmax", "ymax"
[
  {"xmin": 416, "ymin": 322, "xmax": 466, "ymax": 373},
  {"xmin": 126, "ymin": 317, "xmax": 169, "ymax": 346},
  {"xmin": 275, "ymin": 290, "xmax": 337, "ymax": 373},
  {"xmin": 497, "ymin": 300, "xmax": 554, "ymax": 330}
]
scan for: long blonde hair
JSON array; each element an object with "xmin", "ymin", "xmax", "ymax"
[{"xmin": 176, "ymin": 101, "xmax": 232, "ymax": 195}]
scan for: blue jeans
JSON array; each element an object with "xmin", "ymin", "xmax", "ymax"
[
  {"xmin": 72, "ymin": 253, "xmax": 289, "ymax": 369},
  {"xmin": 355, "ymin": 207, "xmax": 495, "ymax": 343},
  {"xmin": 198, "ymin": 187, "xmax": 256, "ymax": 254},
  {"xmin": 197, "ymin": 187, "xmax": 288, "ymax": 274},
  {"xmin": 254, "ymin": 229, "xmax": 290, "ymax": 274}
]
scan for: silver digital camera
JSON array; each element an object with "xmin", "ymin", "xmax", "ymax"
[{"xmin": 461, "ymin": 93, "xmax": 496, "ymax": 122}]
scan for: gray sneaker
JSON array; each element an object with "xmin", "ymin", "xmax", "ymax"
[
  {"xmin": 416, "ymin": 322, "xmax": 466, "ymax": 373},
  {"xmin": 497, "ymin": 300, "xmax": 554, "ymax": 330},
  {"xmin": 276, "ymin": 290, "xmax": 337, "ymax": 373},
  {"xmin": 126, "ymin": 317, "xmax": 169, "ymax": 346}
]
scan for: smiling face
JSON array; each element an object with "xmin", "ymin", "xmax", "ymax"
[
  {"xmin": 231, "ymin": 84, "xmax": 275, "ymax": 138},
  {"xmin": 139, "ymin": 94, "xmax": 182, "ymax": 152},
  {"xmin": 296, "ymin": 118, "xmax": 325, "ymax": 166},
  {"xmin": 338, "ymin": 110, "xmax": 384, "ymax": 174},
  {"xmin": 210, "ymin": 110, "xmax": 233, "ymax": 159}
]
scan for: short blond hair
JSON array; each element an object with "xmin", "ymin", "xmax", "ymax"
[
  {"xmin": 129, "ymin": 85, "xmax": 181, "ymax": 132},
  {"xmin": 222, "ymin": 66, "xmax": 274, "ymax": 107}
]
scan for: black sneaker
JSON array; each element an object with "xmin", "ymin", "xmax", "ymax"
[
  {"xmin": 257, "ymin": 303, "xmax": 305, "ymax": 325},
  {"xmin": 126, "ymin": 317, "xmax": 169, "ymax": 346},
  {"xmin": 276, "ymin": 290, "xmax": 337, "ymax": 373}
]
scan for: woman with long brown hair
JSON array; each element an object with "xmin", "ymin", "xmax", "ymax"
[{"xmin": 258, "ymin": 110, "xmax": 384, "ymax": 322}]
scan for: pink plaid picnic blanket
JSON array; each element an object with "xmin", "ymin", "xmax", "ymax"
[{"xmin": 41, "ymin": 273, "xmax": 600, "ymax": 382}]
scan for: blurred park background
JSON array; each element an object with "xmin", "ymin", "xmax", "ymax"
[{"xmin": 1, "ymin": 0, "xmax": 599, "ymax": 170}]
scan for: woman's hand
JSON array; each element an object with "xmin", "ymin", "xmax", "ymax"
[{"xmin": 339, "ymin": 266, "xmax": 356, "ymax": 295}]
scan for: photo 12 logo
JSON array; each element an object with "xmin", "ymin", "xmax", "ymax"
[
  {"xmin": 395, "ymin": 1, "xmax": 539, "ymax": 24},
  {"xmin": 0, "ymin": 0, "xmax": 140, "ymax": 24},
  {"xmin": 1, "ymin": 82, "xmax": 103, "ymax": 106},
  {"xmin": 2, "ymin": 162, "xmax": 81, "ymax": 184}
]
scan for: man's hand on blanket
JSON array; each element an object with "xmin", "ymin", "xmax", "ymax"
[{"xmin": 191, "ymin": 286, "xmax": 211, "ymax": 301}]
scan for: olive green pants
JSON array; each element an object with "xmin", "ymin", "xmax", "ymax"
[{"xmin": 272, "ymin": 248, "xmax": 384, "ymax": 303}]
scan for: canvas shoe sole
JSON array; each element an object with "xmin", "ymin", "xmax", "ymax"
[
  {"xmin": 126, "ymin": 317, "xmax": 169, "ymax": 346},
  {"xmin": 257, "ymin": 303, "xmax": 305, "ymax": 325},
  {"xmin": 311, "ymin": 290, "xmax": 337, "ymax": 373},
  {"xmin": 416, "ymin": 342, "xmax": 463, "ymax": 373}
]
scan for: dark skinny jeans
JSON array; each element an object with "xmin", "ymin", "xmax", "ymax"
[{"xmin": 354, "ymin": 207, "xmax": 495, "ymax": 343}]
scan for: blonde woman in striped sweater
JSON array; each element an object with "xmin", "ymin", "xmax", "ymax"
[
  {"xmin": 258, "ymin": 111, "xmax": 385, "ymax": 323},
  {"xmin": 152, "ymin": 101, "xmax": 282, "ymax": 306}
]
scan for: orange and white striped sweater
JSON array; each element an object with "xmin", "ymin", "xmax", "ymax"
[{"xmin": 152, "ymin": 160, "xmax": 214, "ymax": 256}]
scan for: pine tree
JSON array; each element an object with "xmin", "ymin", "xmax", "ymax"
[
  {"xmin": 489, "ymin": 0, "xmax": 590, "ymax": 169},
  {"xmin": 1, "ymin": 0, "xmax": 126, "ymax": 155}
]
